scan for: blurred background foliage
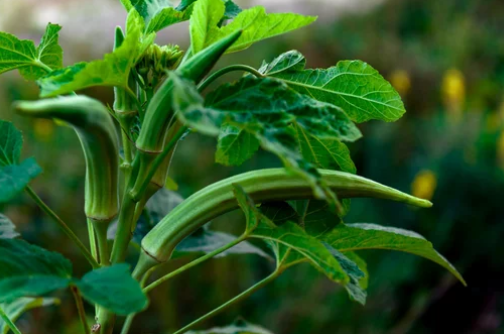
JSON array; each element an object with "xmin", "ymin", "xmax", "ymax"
[{"xmin": 1, "ymin": 0, "xmax": 504, "ymax": 333}]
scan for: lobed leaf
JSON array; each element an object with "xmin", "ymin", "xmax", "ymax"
[
  {"xmin": 261, "ymin": 51, "xmax": 405, "ymax": 123},
  {"xmin": 0, "ymin": 239, "xmax": 72, "ymax": 303},
  {"xmin": 75, "ymin": 264, "xmax": 148, "ymax": 315},
  {"xmin": 0, "ymin": 23, "xmax": 63, "ymax": 80},
  {"xmin": 38, "ymin": 10, "xmax": 155, "ymax": 97},
  {"xmin": 0, "ymin": 121, "xmax": 42, "ymax": 203},
  {"xmin": 0, "ymin": 215, "xmax": 19, "ymax": 240},
  {"xmin": 321, "ymin": 223, "xmax": 466, "ymax": 285},
  {"xmin": 0, "ymin": 297, "xmax": 59, "ymax": 334}
]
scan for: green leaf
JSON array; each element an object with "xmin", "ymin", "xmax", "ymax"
[
  {"xmin": 175, "ymin": 226, "xmax": 271, "ymax": 259},
  {"xmin": 0, "ymin": 214, "xmax": 19, "ymax": 239},
  {"xmin": 322, "ymin": 223, "xmax": 466, "ymax": 285},
  {"xmin": 0, "ymin": 121, "xmax": 42, "ymax": 203},
  {"xmin": 190, "ymin": 0, "xmax": 226, "ymax": 54},
  {"xmin": 0, "ymin": 23, "xmax": 63, "ymax": 80},
  {"xmin": 261, "ymin": 51, "xmax": 405, "ymax": 123},
  {"xmin": 187, "ymin": 319, "xmax": 274, "ymax": 334},
  {"xmin": 295, "ymin": 123, "xmax": 356, "ymax": 174},
  {"xmin": 178, "ymin": 0, "xmax": 241, "ymax": 20},
  {"xmin": 0, "ymin": 239, "xmax": 72, "ymax": 303},
  {"xmin": 131, "ymin": 0, "xmax": 193, "ymax": 33},
  {"xmin": 75, "ymin": 264, "xmax": 148, "ymax": 315},
  {"xmin": 206, "ymin": 7, "xmax": 317, "ymax": 54},
  {"xmin": 172, "ymin": 74, "xmax": 361, "ymax": 205},
  {"xmin": 233, "ymin": 185, "xmax": 349, "ymax": 284},
  {"xmin": 215, "ymin": 123, "xmax": 260, "ymax": 166},
  {"xmin": 38, "ymin": 10, "xmax": 155, "ymax": 97},
  {"xmin": 0, "ymin": 297, "xmax": 59, "ymax": 334}
]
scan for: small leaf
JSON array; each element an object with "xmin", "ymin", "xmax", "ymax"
[
  {"xmin": 322, "ymin": 223, "xmax": 466, "ymax": 285},
  {"xmin": 262, "ymin": 51, "xmax": 405, "ymax": 123},
  {"xmin": 0, "ymin": 297, "xmax": 59, "ymax": 334},
  {"xmin": 0, "ymin": 23, "xmax": 63, "ymax": 80},
  {"xmin": 0, "ymin": 214, "xmax": 19, "ymax": 239},
  {"xmin": 0, "ymin": 121, "xmax": 42, "ymax": 203},
  {"xmin": 38, "ymin": 10, "xmax": 155, "ymax": 97},
  {"xmin": 0, "ymin": 239, "xmax": 72, "ymax": 303},
  {"xmin": 175, "ymin": 226, "xmax": 271, "ymax": 259},
  {"xmin": 190, "ymin": 0, "xmax": 226, "ymax": 54},
  {"xmin": 75, "ymin": 264, "xmax": 148, "ymax": 315},
  {"xmin": 206, "ymin": 7, "xmax": 317, "ymax": 54},
  {"xmin": 187, "ymin": 318, "xmax": 274, "ymax": 334},
  {"xmin": 234, "ymin": 185, "xmax": 349, "ymax": 284},
  {"xmin": 216, "ymin": 123, "xmax": 260, "ymax": 166},
  {"xmin": 131, "ymin": 0, "xmax": 194, "ymax": 33}
]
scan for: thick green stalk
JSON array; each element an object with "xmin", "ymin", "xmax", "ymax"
[
  {"xmin": 173, "ymin": 271, "xmax": 280, "ymax": 334},
  {"xmin": 0, "ymin": 306, "xmax": 22, "ymax": 334},
  {"xmin": 92, "ymin": 220, "xmax": 111, "ymax": 266},
  {"xmin": 26, "ymin": 187, "xmax": 99, "ymax": 269},
  {"xmin": 197, "ymin": 64, "xmax": 264, "ymax": 92},
  {"xmin": 140, "ymin": 168, "xmax": 432, "ymax": 265},
  {"xmin": 71, "ymin": 286, "xmax": 90, "ymax": 334}
]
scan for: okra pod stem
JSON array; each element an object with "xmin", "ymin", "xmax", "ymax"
[{"xmin": 140, "ymin": 168, "xmax": 432, "ymax": 265}]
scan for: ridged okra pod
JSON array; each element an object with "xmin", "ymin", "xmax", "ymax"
[
  {"xmin": 136, "ymin": 30, "xmax": 242, "ymax": 154},
  {"xmin": 136, "ymin": 168, "xmax": 432, "ymax": 273},
  {"xmin": 14, "ymin": 96, "xmax": 120, "ymax": 222}
]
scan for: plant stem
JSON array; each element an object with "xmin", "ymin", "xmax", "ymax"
[
  {"xmin": 92, "ymin": 220, "xmax": 111, "ymax": 266},
  {"xmin": 173, "ymin": 270, "xmax": 280, "ymax": 334},
  {"xmin": 197, "ymin": 64, "xmax": 264, "ymax": 92},
  {"xmin": 25, "ymin": 186, "xmax": 100, "ymax": 269},
  {"xmin": 87, "ymin": 220, "xmax": 98, "ymax": 261},
  {"xmin": 71, "ymin": 286, "xmax": 90, "ymax": 334},
  {"xmin": 120, "ymin": 269, "xmax": 154, "ymax": 334},
  {"xmin": 144, "ymin": 236, "xmax": 246, "ymax": 293},
  {"xmin": 0, "ymin": 305, "xmax": 22, "ymax": 334},
  {"xmin": 121, "ymin": 130, "xmax": 133, "ymax": 179}
]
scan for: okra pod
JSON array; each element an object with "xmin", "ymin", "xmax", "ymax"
[
  {"xmin": 14, "ymin": 96, "xmax": 120, "ymax": 222},
  {"xmin": 140, "ymin": 168, "xmax": 432, "ymax": 265},
  {"xmin": 136, "ymin": 30, "xmax": 242, "ymax": 153}
]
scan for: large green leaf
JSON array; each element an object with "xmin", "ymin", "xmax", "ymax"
[
  {"xmin": 0, "ymin": 121, "xmax": 42, "ymax": 203},
  {"xmin": 0, "ymin": 215, "xmax": 19, "ymax": 239},
  {"xmin": 0, "ymin": 23, "xmax": 63, "ymax": 80},
  {"xmin": 321, "ymin": 223, "xmax": 466, "ymax": 285},
  {"xmin": 215, "ymin": 123, "xmax": 260, "ymax": 166},
  {"xmin": 0, "ymin": 239, "xmax": 72, "ymax": 303},
  {"xmin": 0, "ymin": 297, "xmax": 59, "ymax": 334},
  {"xmin": 75, "ymin": 264, "xmax": 148, "ymax": 315},
  {"xmin": 38, "ymin": 10, "xmax": 155, "ymax": 97},
  {"xmin": 131, "ymin": 0, "xmax": 194, "ymax": 33},
  {"xmin": 172, "ymin": 74, "xmax": 361, "ymax": 206},
  {"xmin": 179, "ymin": 0, "xmax": 241, "ymax": 20},
  {"xmin": 261, "ymin": 51, "xmax": 405, "ymax": 123},
  {"xmin": 234, "ymin": 185, "xmax": 349, "ymax": 284},
  {"xmin": 187, "ymin": 319, "xmax": 273, "ymax": 334},
  {"xmin": 190, "ymin": 0, "xmax": 226, "ymax": 54},
  {"xmin": 205, "ymin": 7, "xmax": 317, "ymax": 54}
]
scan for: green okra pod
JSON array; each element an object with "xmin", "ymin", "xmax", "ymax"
[
  {"xmin": 139, "ymin": 168, "xmax": 432, "ymax": 266},
  {"xmin": 14, "ymin": 96, "xmax": 120, "ymax": 222},
  {"xmin": 136, "ymin": 30, "xmax": 242, "ymax": 154}
]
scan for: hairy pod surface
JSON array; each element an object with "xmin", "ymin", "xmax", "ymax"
[
  {"xmin": 136, "ymin": 30, "xmax": 243, "ymax": 153},
  {"xmin": 141, "ymin": 168, "xmax": 432, "ymax": 264},
  {"xmin": 14, "ymin": 96, "xmax": 120, "ymax": 222}
]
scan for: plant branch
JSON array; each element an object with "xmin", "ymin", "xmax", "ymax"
[
  {"xmin": 120, "ymin": 268, "xmax": 154, "ymax": 334},
  {"xmin": 143, "ymin": 235, "xmax": 247, "ymax": 293},
  {"xmin": 0, "ymin": 305, "xmax": 22, "ymax": 334},
  {"xmin": 25, "ymin": 186, "xmax": 100, "ymax": 269},
  {"xmin": 71, "ymin": 286, "xmax": 90, "ymax": 334},
  {"xmin": 197, "ymin": 64, "xmax": 264, "ymax": 92},
  {"xmin": 173, "ymin": 270, "xmax": 280, "ymax": 334}
]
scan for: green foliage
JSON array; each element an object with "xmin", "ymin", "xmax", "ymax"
[
  {"xmin": 75, "ymin": 264, "xmax": 148, "ymax": 315},
  {"xmin": 38, "ymin": 10, "xmax": 154, "ymax": 97},
  {"xmin": 0, "ymin": 23, "xmax": 62, "ymax": 80},
  {"xmin": 130, "ymin": 0, "xmax": 194, "ymax": 33},
  {"xmin": 0, "ymin": 121, "xmax": 41, "ymax": 203},
  {"xmin": 0, "ymin": 297, "xmax": 59, "ymax": 334},
  {"xmin": 260, "ymin": 51, "xmax": 405, "ymax": 123}
]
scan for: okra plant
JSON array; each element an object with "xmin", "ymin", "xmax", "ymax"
[{"xmin": 0, "ymin": 0, "xmax": 466, "ymax": 333}]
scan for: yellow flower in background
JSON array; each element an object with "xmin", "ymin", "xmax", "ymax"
[
  {"xmin": 412, "ymin": 170, "xmax": 437, "ymax": 201},
  {"xmin": 442, "ymin": 68, "xmax": 466, "ymax": 122},
  {"xmin": 33, "ymin": 118, "xmax": 55, "ymax": 142},
  {"xmin": 390, "ymin": 69, "xmax": 411, "ymax": 96}
]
